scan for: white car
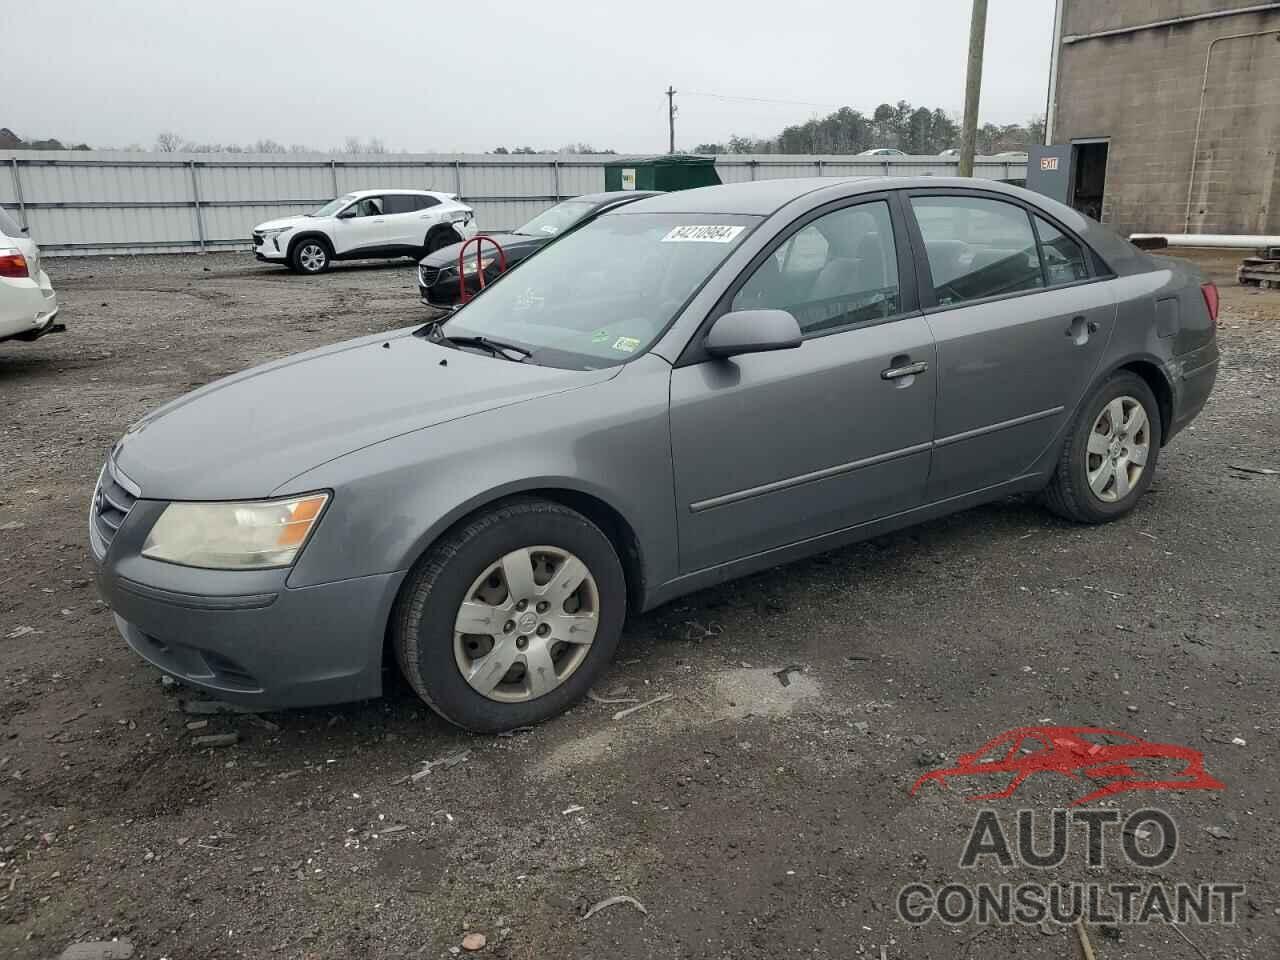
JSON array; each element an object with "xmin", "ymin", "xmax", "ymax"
[
  {"xmin": 251, "ymin": 189, "xmax": 478, "ymax": 274},
  {"xmin": 856, "ymin": 148, "xmax": 907, "ymax": 157},
  {"xmin": 0, "ymin": 207, "xmax": 61, "ymax": 345}
]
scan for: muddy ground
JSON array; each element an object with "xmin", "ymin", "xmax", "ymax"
[{"xmin": 0, "ymin": 249, "xmax": 1277, "ymax": 959}]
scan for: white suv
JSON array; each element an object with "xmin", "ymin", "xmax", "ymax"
[
  {"xmin": 0, "ymin": 207, "xmax": 61, "ymax": 345},
  {"xmin": 251, "ymin": 189, "xmax": 478, "ymax": 274}
]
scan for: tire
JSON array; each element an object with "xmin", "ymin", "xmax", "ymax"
[
  {"xmin": 289, "ymin": 237, "xmax": 331, "ymax": 274},
  {"xmin": 423, "ymin": 228, "xmax": 458, "ymax": 256},
  {"xmin": 1044, "ymin": 371, "xmax": 1162, "ymax": 524},
  {"xmin": 392, "ymin": 499, "xmax": 627, "ymax": 733}
]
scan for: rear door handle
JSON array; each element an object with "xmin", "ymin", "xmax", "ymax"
[{"xmin": 881, "ymin": 360, "xmax": 928, "ymax": 380}]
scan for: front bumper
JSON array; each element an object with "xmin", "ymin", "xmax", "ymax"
[
  {"xmin": 93, "ymin": 494, "xmax": 404, "ymax": 709},
  {"xmin": 251, "ymin": 232, "xmax": 289, "ymax": 263}
]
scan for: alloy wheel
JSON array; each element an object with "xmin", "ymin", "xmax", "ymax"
[
  {"xmin": 299, "ymin": 243, "xmax": 326, "ymax": 273},
  {"xmin": 1086, "ymin": 395, "xmax": 1150, "ymax": 503},
  {"xmin": 453, "ymin": 546, "xmax": 599, "ymax": 703}
]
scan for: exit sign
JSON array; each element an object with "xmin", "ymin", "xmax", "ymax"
[{"xmin": 1041, "ymin": 157, "xmax": 1060, "ymax": 171}]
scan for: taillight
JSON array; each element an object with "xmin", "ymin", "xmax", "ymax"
[
  {"xmin": 0, "ymin": 250, "xmax": 29, "ymax": 279},
  {"xmin": 1200, "ymin": 282, "xmax": 1219, "ymax": 327}
]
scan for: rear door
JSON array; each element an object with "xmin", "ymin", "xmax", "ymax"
[
  {"xmin": 903, "ymin": 191, "xmax": 1116, "ymax": 500},
  {"xmin": 669, "ymin": 195, "xmax": 937, "ymax": 572},
  {"xmin": 381, "ymin": 193, "xmax": 425, "ymax": 249}
]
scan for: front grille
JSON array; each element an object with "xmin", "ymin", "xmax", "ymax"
[
  {"xmin": 419, "ymin": 265, "xmax": 440, "ymax": 287},
  {"xmin": 252, "ymin": 232, "xmax": 264, "ymax": 247},
  {"xmin": 92, "ymin": 454, "xmax": 139, "ymax": 553}
]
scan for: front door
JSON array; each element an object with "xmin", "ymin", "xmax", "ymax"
[
  {"xmin": 905, "ymin": 192, "xmax": 1116, "ymax": 500},
  {"xmin": 331, "ymin": 195, "xmax": 387, "ymax": 255},
  {"xmin": 669, "ymin": 197, "xmax": 937, "ymax": 573}
]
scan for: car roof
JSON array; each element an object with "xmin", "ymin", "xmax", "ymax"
[
  {"xmin": 568, "ymin": 190, "xmax": 663, "ymax": 205},
  {"xmin": 346, "ymin": 188, "xmax": 448, "ymax": 198}
]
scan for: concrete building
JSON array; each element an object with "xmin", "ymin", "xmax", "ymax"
[{"xmin": 1045, "ymin": 1, "xmax": 1280, "ymax": 237}]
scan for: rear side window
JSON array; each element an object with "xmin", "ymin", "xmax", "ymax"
[
  {"xmin": 731, "ymin": 200, "xmax": 900, "ymax": 336},
  {"xmin": 910, "ymin": 196, "xmax": 1043, "ymax": 306},
  {"xmin": 1034, "ymin": 215, "xmax": 1089, "ymax": 286},
  {"xmin": 0, "ymin": 206, "xmax": 22, "ymax": 239},
  {"xmin": 415, "ymin": 195, "xmax": 441, "ymax": 210},
  {"xmin": 382, "ymin": 195, "xmax": 418, "ymax": 214}
]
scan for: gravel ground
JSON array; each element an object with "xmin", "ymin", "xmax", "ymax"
[{"xmin": 0, "ymin": 250, "xmax": 1277, "ymax": 960}]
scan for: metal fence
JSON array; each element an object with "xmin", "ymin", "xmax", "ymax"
[{"xmin": 1, "ymin": 151, "xmax": 1028, "ymax": 257}]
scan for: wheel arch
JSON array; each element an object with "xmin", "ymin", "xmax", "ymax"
[
  {"xmin": 393, "ymin": 480, "xmax": 647, "ymax": 616},
  {"xmin": 286, "ymin": 230, "xmax": 333, "ymax": 259},
  {"xmin": 1107, "ymin": 356, "xmax": 1174, "ymax": 446},
  {"xmin": 425, "ymin": 223, "xmax": 462, "ymax": 248}
]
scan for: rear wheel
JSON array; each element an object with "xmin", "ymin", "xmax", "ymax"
[
  {"xmin": 392, "ymin": 499, "xmax": 626, "ymax": 733},
  {"xmin": 1044, "ymin": 371, "xmax": 1161, "ymax": 523},
  {"xmin": 424, "ymin": 228, "xmax": 459, "ymax": 256},
  {"xmin": 289, "ymin": 238, "xmax": 331, "ymax": 274}
]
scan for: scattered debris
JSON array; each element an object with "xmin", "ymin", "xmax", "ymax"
[
  {"xmin": 380, "ymin": 824, "xmax": 408, "ymax": 835},
  {"xmin": 497, "ymin": 725, "xmax": 535, "ymax": 737},
  {"xmin": 612, "ymin": 693, "xmax": 673, "ymax": 721},
  {"xmin": 0, "ymin": 521, "xmax": 26, "ymax": 531},
  {"xmin": 1228, "ymin": 464, "xmax": 1278, "ymax": 476},
  {"xmin": 60, "ymin": 710, "xmax": 89, "ymax": 725},
  {"xmin": 396, "ymin": 751, "xmax": 470, "ymax": 785},
  {"xmin": 185, "ymin": 720, "xmax": 209, "ymax": 731},
  {"xmin": 588, "ymin": 688, "xmax": 638, "ymax": 706},
  {"xmin": 1231, "ymin": 736, "xmax": 1247, "ymax": 746},
  {"xmin": 191, "ymin": 733, "xmax": 239, "ymax": 748},
  {"xmin": 853, "ymin": 721, "xmax": 870, "ymax": 735},
  {"xmin": 772, "ymin": 664, "xmax": 803, "ymax": 687},
  {"xmin": 581, "ymin": 894, "xmax": 648, "ymax": 921},
  {"xmin": 1204, "ymin": 825, "xmax": 1232, "ymax": 840},
  {"xmin": 180, "ymin": 698, "xmax": 256, "ymax": 716},
  {"xmin": 460, "ymin": 932, "xmax": 486, "ymax": 951},
  {"xmin": 1073, "ymin": 918, "xmax": 1097, "ymax": 960},
  {"xmin": 58, "ymin": 940, "xmax": 135, "ymax": 960},
  {"xmin": 244, "ymin": 714, "xmax": 282, "ymax": 733},
  {"xmin": 680, "ymin": 620, "xmax": 724, "ymax": 642},
  {"xmin": 1167, "ymin": 922, "xmax": 1212, "ymax": 960},
  {"xmin": 5, "ymin": 626, "xmax": 36, "ymax": 640},
  {"xmin": 159, "ymin": 675, "xmax": 178, "ymax": 690},
  {"xmin": 562, "ymin": 804, "xmax": 584, "ymax": 816},
  {"xmin": 1127, "ymin": 705, "xmax": 1139, "ymax": 713}
]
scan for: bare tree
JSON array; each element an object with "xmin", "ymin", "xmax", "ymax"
[
  {"xmin": 155, "ymin": 131, "xmax": 185, "ymax": 152},
  {"xmin": 250, "ymin": 138, "xmax": 287, "ymax": 154}
]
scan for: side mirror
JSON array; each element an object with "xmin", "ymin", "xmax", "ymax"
[
  {"xmin": 704, "ymin": 309, "xmax": 802, "ymax": 359},
  {"xmin": 336, "ymin": 208, "xmax": 357, "ymax": 220}
]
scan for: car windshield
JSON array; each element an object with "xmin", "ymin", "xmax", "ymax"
[
  {"xmin": 439, "ymin": 212, "xmax": 759, "ymax": 369},
  {"xmin": 514, "ymin": 200, "xmax": 597, "ymax": 237},
  {"xmin": 311, "ymin": 195, "xmax": 356, "ymax": 217}
]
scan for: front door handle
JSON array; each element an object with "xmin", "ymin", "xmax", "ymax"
[{"xmin": 881, "ymin": 360, "xmax": 928, "ymax": 380}]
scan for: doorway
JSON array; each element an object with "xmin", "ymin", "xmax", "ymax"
[{"xmin": 1070, "ymin": 140, "xmax": 1109, "ymax": 221}]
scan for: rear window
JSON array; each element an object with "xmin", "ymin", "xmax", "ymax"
[
  {"xmin": 0, "ymin": 207, "xmax": 22, "ymax": 239},
  {"xmin": 383, "ymin": 195, "xmax": 419, "ymax": 214}
]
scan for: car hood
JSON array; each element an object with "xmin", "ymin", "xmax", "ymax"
[
  {"xmin": 114, "ymin": 328, "xmax": 616, "ymax": 500},
  {"xmin": 254, "ymin": 215, "xmax": 315, "ymax": 232},
  {"xmin": 418, "ymin": 233, "xmax": 545, "ymax": 269}
]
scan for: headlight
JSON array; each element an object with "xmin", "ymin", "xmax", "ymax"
[
  {"xmin": 142, "ymin": 493, "xmax": 329, "ymax": 570},
  {"xmin": 460, "ymin": 256, "xmax": 495, "ymax": 277},
  {"xmin": 258, "ymin": 227, "xmax": 292, "ymax": 238}
]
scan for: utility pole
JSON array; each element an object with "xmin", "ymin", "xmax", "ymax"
[
  {"xmin": 666, "ymin": 86, "xmax": 677, "ymax": 154},
  {"xmin": 958, "ymin": 0, "xmax": 988, "ymax": 177}
]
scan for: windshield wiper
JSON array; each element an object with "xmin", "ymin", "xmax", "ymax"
[{"xmin": 441, "ymin": 334, "xmax": 532, "ymax": 363}]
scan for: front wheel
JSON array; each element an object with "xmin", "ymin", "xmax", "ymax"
[
  {"xmin": 289, "ymin": 238, "xmax": 331, "ymax": 274},
  {"xmin": 1044, "ymin": 372, "xmax": 1162, "ymax": 524},
  {"xmin": 392, "ymin": 500, "xmax": 626, "ymax": 733}
]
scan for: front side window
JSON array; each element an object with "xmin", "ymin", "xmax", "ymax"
[
  {"xmin": 440, "ymin": 212, "xmax": 757, "ymax": 368},
  {"xmin": 1035, "ymin": 215, "xmax": 1090, "ymax": 286},
  {"xmin": 346, "ymin": 197, "xmax": 383, "ymax": 218},
  {"xmin": 911, "ymin": 196, "xmax": 1043, "ymax": 306},
  {"xmin": 731, "ymin": 200, "xmax": 900, "ymax": 336}
]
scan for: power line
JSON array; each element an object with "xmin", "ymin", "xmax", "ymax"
[{"xmin": 682, "ymin": 90, "xmax": 849, "ymax": 111}]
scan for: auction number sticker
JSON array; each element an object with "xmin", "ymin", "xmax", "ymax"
[{"xmin": 661, "ymin": 225, "xmax": 744, "ymax": 243}]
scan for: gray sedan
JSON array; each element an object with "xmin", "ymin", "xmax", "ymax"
[{"xmin": 92, "ymin": 177, "xmax": 1219, "ymax": 732}]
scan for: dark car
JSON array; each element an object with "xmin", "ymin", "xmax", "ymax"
[{"xmin": 417, "ymin": 191, "xmax": 661, "ymax": 309}]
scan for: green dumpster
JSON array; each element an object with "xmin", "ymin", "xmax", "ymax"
[{"xmin": 603, "ymin": 154, "xmax": 721, "ymax": 193}]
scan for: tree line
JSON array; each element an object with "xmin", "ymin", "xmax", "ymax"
[{"xmin": 693, "ymin": 102, "xmax": 1044, "ymax": 156}]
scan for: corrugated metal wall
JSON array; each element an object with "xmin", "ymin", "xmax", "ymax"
[{"xmin": 1, "ymin": 151, "xmax": 1027, "ymax": 256}]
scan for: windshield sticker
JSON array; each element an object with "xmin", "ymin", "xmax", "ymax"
[
  {"xmin": 591, "ymin": 328, "xmax": 611, "ymax": 343},
  {"xmin": 611, "ymin": 336, "xmax": 640, "ymax": 353},
  {"xmin": 661, "ymin": 225, "xmax": 745, "ymax": 244}
]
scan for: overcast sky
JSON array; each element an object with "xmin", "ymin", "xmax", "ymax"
[{"xmin": 8, "ymin": 0, "xmax": 1054, "ymax": 153}]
